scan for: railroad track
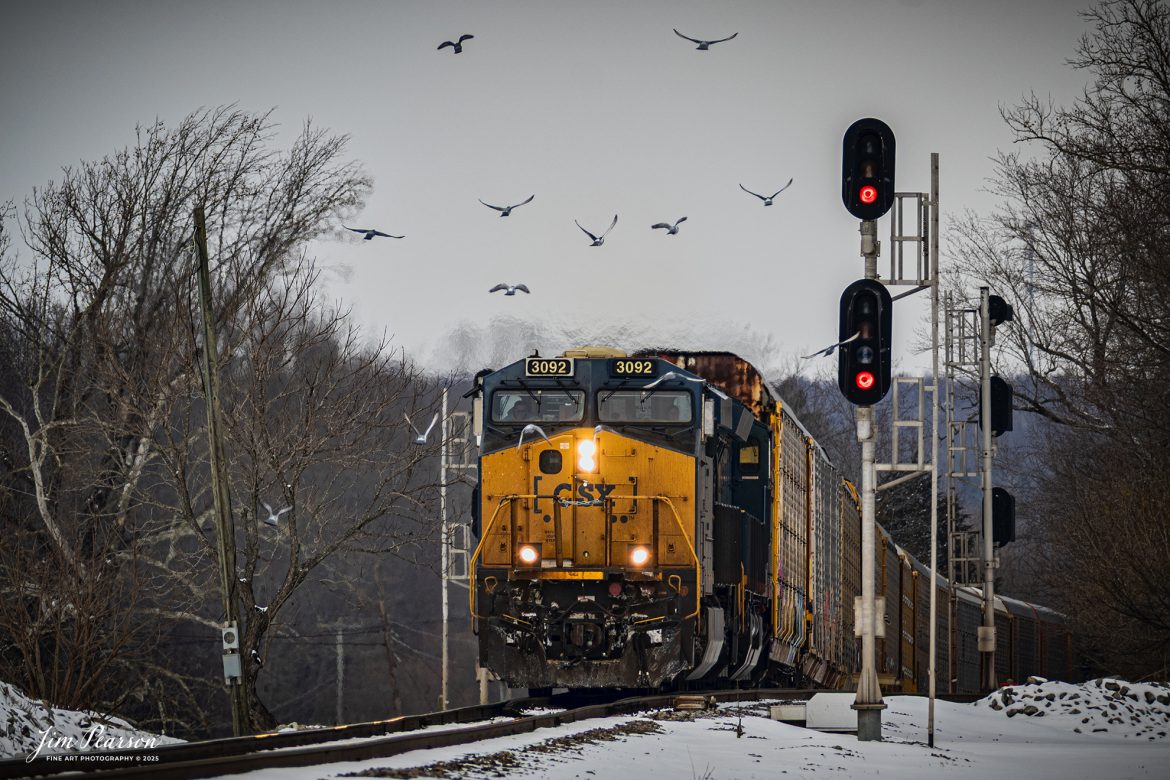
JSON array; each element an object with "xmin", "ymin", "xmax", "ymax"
[{"xmin": 5, "ymin": 688, "xmax": 805, "ymax": 780}]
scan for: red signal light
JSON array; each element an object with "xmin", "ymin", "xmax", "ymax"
[
  {"xmin": 855, "ymin": 371, "xmax": 875, "ymax": 390},
  {"xmin": 859, "ymin": 185, "xmax": 878, "ymax": 204}
]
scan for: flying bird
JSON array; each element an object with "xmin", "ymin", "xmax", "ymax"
[
  {"xmin": 643, "ymin": 371, "xmax": 706, "ymax": 390},
  {"xmin": 516, "ymin": 423, "xmax": 552, "ymax": 450},
  {"xmin": 489, "ymin": 283, "xmax": 531, "ymax": 296},
  {"xmin": 404, "ymin": 412, "xmax": 439, "ymax": 444},
  {"xmin": 438, "ymin": 34, "xmax": 474, "ymax": 53},
  {"xmin": 673, "ymin": 28, "xmax": 738, "ymax": 50},
  {"xmin": 261, "ymin": 502, "xmax": 291, "ymax": 527},
  {"xmin": 801, "ymin": 331, "xmax": 861, "ymax": 359},
  {"xmin": 575, "ymin": 214, "xmax": 618, "ymax": 246},
  {"xmin": 479, "ymin": 195, "xmax": 535, "ymax": 216},
  {"xmin": 343, "ymin": 226, "xmax": 404, "ymax": 240},
  {"xmin": 739, "ymin": 179, "xmax": 794, "ymax": 206},
  {"xmin": 651, "ymin": 217, "xmax": 687, "ymax": 235}
]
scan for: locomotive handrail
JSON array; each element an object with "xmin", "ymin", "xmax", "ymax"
[
  {"xmin": 652, "ymin": 495, "xmax": 701, "ymax": 623},
  {"xmin": 468, "ymin": 493, "xmax": 701, "ymax": 624},
  {"xmin": 469, "ymin": 494, "xmax": 521, "ymax": 619}
]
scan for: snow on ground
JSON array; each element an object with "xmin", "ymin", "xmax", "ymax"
[
  {"xmin": 0, "ymin": 680, "xmax": 183, "ymax": 759},
  {"xmin": 222, "ymin": 679, "xmax": 1170, "ymax": 780},
  {"xmin": 975, "ymin": 677, "xmax": 1170, "ymax": 739}
]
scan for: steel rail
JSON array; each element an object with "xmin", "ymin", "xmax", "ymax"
[
  {"xmin": 2, "ymin": 696, "xmax": 542, "ymax": 780},
  {"xmin": 6, "ymin": 688, "xmax": 810, "ymax": 780}
]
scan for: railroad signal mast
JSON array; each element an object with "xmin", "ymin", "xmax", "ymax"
[
  {"xmin": 839, "ymin": 117, "xmax": 896, "ymax": 743},
  {"xmin": 978, "ymin": 289, "xmax": 1015, "ymax": 691}
]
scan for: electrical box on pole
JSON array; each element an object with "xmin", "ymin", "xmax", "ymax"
[
  {"xmin": 842, "ymin": 118, "xmax": 896, "ymax": 221},
  {"xmin": 838, "ymin": 278, "xmax": 893, "ymax": 405},
  {"xmin": 992, "ymin": 487, "xmax": 1015, "ymax": 545}
]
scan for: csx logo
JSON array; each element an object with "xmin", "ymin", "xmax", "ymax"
[{"xmin": 533, "ymin": 477, "xmax": 615, "ymax": 511}]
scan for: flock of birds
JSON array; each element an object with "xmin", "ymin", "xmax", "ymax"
[
  {"xmin": 270, "ymin": 28, "xmax": 798, "ymax": 523},
  {"xmin": 264, "ymin": 29, "xmax": 805, "ymax": 526},
  {"xmin": 338, "ymin": 27, "xmax": 793, "ymax": 300}
]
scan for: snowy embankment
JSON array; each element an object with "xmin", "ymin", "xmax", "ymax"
[
  {"xmin": 0, "ymin": 681, "xmax": 183, "ymax": 759},
  {"xmin": 217, "ymin": 678, "xmax": 1170, "ymax": 780},
  {"xmin": 977, "ymin": 676, "xmax": 1170, "ymax": 739}
]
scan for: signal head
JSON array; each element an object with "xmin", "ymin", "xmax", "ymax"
[
  {"xmin": 842, "ymin": 118, "xmax": 896, "ymax": 221},
  {"xmin": 838, "ymin": 278, "xmax": 893, "ymax": 406},
  {"xmin": 988, "ymin": 294, "xmax": 1015, "ymax": 327}
]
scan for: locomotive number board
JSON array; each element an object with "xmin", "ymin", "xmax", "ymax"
[
  {"xmin": 609, "ymin": 358, "xmax": 656, "ymax": 377},
  {"xmin": 525, "ymin": 357, "xmax": 574, "ymax": 377}
]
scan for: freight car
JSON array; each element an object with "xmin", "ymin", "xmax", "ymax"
[{"xmin": 467, "ymin": 348, "xmax": 1070, "ymax": 693}]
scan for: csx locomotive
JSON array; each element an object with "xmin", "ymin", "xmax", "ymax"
[{"xmin": 468, "ymin": 348, "xmax": 1072, "ymax": 692}]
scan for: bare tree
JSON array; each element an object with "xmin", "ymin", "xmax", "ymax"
[
  {"xmin": 211, "ymin": 259, "xmax": 442, "ymax": 729},
  {"xmin": 0, "ymin": 107, "xmax": 453, "ymax": 733},
  {"xmin": 950, "ymin": 0, "xmax": 1170, "ymax": 676}
]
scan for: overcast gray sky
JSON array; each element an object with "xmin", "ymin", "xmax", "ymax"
[{"xmin": 1, "ymin": 0, "xmax": 1091, "ymax": 375}]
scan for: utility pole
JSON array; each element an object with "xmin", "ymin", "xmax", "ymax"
[
  {"xmin": 336, "ymin": 626, "xmax": 345, "ymax": 724},
  {"xmin": 193, "ymin": 206, "xmax": 249, "ymax": 736},
  {"xmin": 978, "ymin": 287, "xmax": 997, "ymax": 691}
]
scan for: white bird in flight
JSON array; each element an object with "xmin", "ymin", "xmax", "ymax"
[
  {"xmin": 261, "ymin": 502, "xmax": 291, "ymax": 527},
  {"xmin": 490, "ymin": 283, "xmax": 530, "ymax": 296},
  {"xmin": 739, "ymin": 179, "xmax": 794, "ymax": 206},
  {"xmin": 516, "ymin": 423, "xmax": 552, "ymax": 450},
  {"xmin": 673, "ymin": 29, "xmax": 738, "ymax": 50},
  {"xmin": 643, "ymin": 371, "xmax": 706, "ymax": 390},
  {"xmin": 801, "ymin": 331, "xmax": 861, "ymax": 359},
  {"xmin": 343, "ymin": 226, "xmax": 404, "ymax": 240},
  {"xmin": 479, "ymin": 194, "xmax": 535, "ymax": 216},
  {"xmin": 438, "ymin": 34, "xmax": 474, "ymax": 53},
  {"xmin": 576, "ymin": 215, "xmax": 618, "ymax": 246},
  {"xmin": 404, "ymin": 412, "xmax": 439, "ymax": 444},
  {"xmin": 651, "ymin": 217, "xmax": 687, "ymax": 235}
]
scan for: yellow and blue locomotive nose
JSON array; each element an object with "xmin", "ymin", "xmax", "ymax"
[
  {"xmin": 472, "ymin": 422, "xmax": 701, "ymax": 689},
  {"xmin": 475, "ymin": 426, "xmax": 698, "ymax": 572}
]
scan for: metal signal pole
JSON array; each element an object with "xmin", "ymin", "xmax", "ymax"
[
  {"xmin": 193, "ymin": 206, "xmax": 249, "ymax": 736},
  {"xmin": 927, "ymin": 153, "xmax": 940, "ymax": 747},
  {"xmin": 853, "ymin": 219, "xmax": 885, "ymax": 742},
  {"xmin": 979, "ymin": 287, "xmax": 997, "ymax": 690}
]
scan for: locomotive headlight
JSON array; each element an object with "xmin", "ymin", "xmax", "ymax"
[
  {"xmin": 576, "ymin": 438, "xmax": 598, "ymax": 472},
  {"xmin": 629, "ymin": 545, "xmax": 651, "ymax": 568},
  {"xmin": 517, "ymin": 544, "xmax": 541, "ymax": 567}
]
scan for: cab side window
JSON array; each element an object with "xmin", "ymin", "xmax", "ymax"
[{"xmin": 738, "ymin": 441, "xmax": 761, "ymax": 475}]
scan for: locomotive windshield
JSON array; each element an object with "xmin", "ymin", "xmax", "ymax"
[
  {"xmin": 598, "ymin": 390, "xmax": 692, "ymax": 423},
  {"xmin": 491, "ymin": 389, "xmax": 585, "ymax": 423}
]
